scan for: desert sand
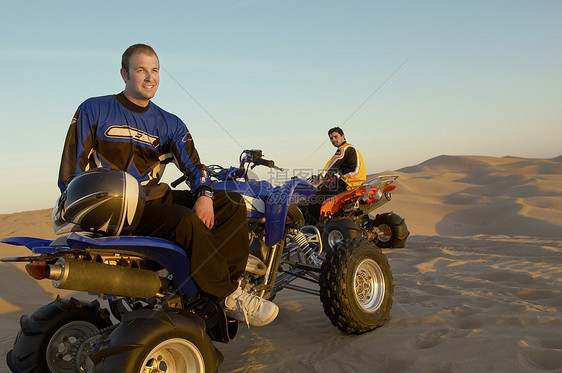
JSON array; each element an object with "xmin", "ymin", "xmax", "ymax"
[{"xmin": 1, "ymin": 154, "xmax": 561, "ymax": 372}]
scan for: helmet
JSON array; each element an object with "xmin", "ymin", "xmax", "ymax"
[{"xmin": 53, "ymin": 168, "xmax": 146, "ymax": 236}]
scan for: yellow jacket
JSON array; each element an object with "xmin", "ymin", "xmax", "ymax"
[{"xmin": 320, "ymin": 142, "xmax": 366, "ymax": 189}]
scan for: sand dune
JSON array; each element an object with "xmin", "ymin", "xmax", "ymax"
[
  {"xmin": 1, "ymin": 155, "xmax": 561, "ymax": 372},
  {"xmin": 391, "ymin": 155, "xmax": 562, "ymax": 238}
]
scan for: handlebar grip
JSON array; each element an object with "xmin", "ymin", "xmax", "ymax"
[{"xmin": 254, "ymin": 158, "xmax": 275, "ymax": 168}]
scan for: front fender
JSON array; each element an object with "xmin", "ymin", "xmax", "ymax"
[{"xmin": 265, "ymin": 179, "xmax": 316, "ymax": 247}]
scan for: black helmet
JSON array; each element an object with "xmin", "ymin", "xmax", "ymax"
[{"xmin": 53, "ymin": 168, "xmax": 145, "ymax": 236}]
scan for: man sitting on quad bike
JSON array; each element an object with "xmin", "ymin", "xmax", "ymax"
[
  {"xmin": 301, "ymin": 127, "xmax": 409, "ymax": 251},
  {"xmin": 307, "ymin": 126, "xmax": 366, "ymax": 224},
  {"xmin": 57, "ymin": 43, "xmax": 278, "ymax": 327}
]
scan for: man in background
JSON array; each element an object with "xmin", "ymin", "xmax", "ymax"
[{"xmin": 309, "ymin": 126, "xmax": 366, "ymax": 222}]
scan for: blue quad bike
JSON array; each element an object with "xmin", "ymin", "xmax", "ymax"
[{"xmin": 1, "ymin": 149, "xmax": 394, "ymax": 373}]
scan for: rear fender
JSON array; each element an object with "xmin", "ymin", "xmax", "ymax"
[
  {"xmin": 0, "ymin": 237, "xmax": 57, "ymax": 253},
  {"xmin": 320, "ymin": 176, "xmax": 398, "ymax": 216},
  {"xmin": 66, "ymin": 233, "xmax": 198, "ymax": 298},
  {"xmin": 1, "ymin": 234, "xmax": 198, "ymax": 298}
]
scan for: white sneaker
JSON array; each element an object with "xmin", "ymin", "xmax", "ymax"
[{"xmin": 225, "ymin": 286, "xmax": 279, "ymax": 327}]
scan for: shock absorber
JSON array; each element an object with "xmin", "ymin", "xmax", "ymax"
[{"xmin": 293, "ymin": 230, "xmax": 321, "ymax": 266}]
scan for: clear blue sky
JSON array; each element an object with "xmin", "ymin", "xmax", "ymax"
[{"xmin": 1, "ymin": 0, "xmax": 560, "ymax": 214}]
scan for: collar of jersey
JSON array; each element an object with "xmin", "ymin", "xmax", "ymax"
[{"xmin": 115, "ymin": 92, "xmax": 151, "ymax": 113}]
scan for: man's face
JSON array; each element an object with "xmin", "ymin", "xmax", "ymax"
[
  {"xmin": 121, "ymin": 52, "xmax": 160, "ymax": 107},
  {"xmin": 329, "ymin": 132, "xmax": 345, "ymax": 147}
]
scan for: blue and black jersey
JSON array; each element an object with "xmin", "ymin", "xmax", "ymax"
[{"xmin": 58, "ymin": 93, "xmax": 211, "ymax": 200}]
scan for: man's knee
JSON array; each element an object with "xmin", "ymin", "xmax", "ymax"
[
  {"xmin": 215, "ymin": 189, "xmax": 244, "ymax": 205},
  {"xmin": 215, "ymin": 190, "xmax": 246, "ymax": 215},
  {"xmin": 177, "ymin": 209, "xmax": 199, "ymax": 225}
]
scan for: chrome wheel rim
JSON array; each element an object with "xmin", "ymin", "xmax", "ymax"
[
  {"xmin": 328, "ymin": 230, "xmax": 344, "ymax": 248},
  {"xmin": 377, "ymin": 223, "xmax": 392, "ymax": 243},
  {"xmin": 354, "ymin": 258, "xmax": 385, "ymax": 312},
  {"xmin": 46, "ymin": 321, "xmax": 99, "ymax": 373},
  {"xmin": 141, "ymin": 338, "xmax": 205, "ymax": 373}
]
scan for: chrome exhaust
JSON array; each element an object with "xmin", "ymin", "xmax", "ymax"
[{"xmin": 46, "ymin": 257, "xmax": 162, "ymax": 299}]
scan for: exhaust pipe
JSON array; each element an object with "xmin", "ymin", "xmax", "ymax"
[{"xmin": 46, "ymin": 257, "xmax": 162, "ymax": 299}]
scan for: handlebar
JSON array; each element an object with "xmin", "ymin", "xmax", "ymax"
[
  {"xmin": 253, "ymin": 157, "xmax": 275, "ymax": 169},
  {"xmin": 170, "ymin": 149, "xmax": 283, "ymax": 188},
  {"xmin": 242, "ymin": 149, "xmax": 283, "ymax": 171}
]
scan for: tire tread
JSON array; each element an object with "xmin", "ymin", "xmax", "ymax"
[{"xmin": 319, "ymin": 239, "xmax": 394, "ymax": 334}]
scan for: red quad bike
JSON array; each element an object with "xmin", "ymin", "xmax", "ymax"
[{"xmin": 301, "ymin": 174, "xmax": 409, "ymax": 251}]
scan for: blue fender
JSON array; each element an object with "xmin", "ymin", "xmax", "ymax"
[
  {"xmin": 213, "ymin": 179, "xmax": 274, "ymax": 218},
  {"xmin": 213, "ymin": 178, "xmax": 316, "ymax": 247},
  {"xmin": 0, "ymin": 237, "xmax": 55, "ymax": 252},
  {"xmin": 66, "ymin": 233, "xmax": 198, "ymax": 297},
  {"xmin": 2, "ymin": 234, "xmax": 199, "ymax": 298},
  {"xmin": 265, "ymin": 179, "xmax": 316, "ymax": 247},
  {"xmin": 213, "ymin": 179, "xmax": 273, "ymax": 200}
]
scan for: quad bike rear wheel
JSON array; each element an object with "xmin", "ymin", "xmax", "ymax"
[
  {"xmin": 319, "ymin": 239, "xmax": 393, "ymax": 334},
  {"xmin": 321, "ymin": 218, "xmax": 362, "ymax": 253},
  {"xmin": 92, "ymin": 309, "xmax": 219, "ymax": 373},
  {"xmin": 6, "ymin": 296, "xmax": 112, "ymax": 373},
  {"xmin": 370, "ymin": 212, "xmax": 409, "ymax": 248}
]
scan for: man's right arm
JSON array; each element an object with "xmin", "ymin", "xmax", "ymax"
[
  {"xmin": 169, "ymin": 119, "xmax": 215, "ymax": 229},
  {"xmin": 170, "ymin": 119, "xmax": 212, "ymax": 196}
]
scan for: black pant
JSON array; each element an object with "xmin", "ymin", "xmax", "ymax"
[
  {"xmin": 308, "ymin": 177, "xmax": 347, "ymax": 224},
  {"xmin": 308, "ymin": 178, "xmax": 349, "ymax": 224},
  {"xmin": 133, "ymin": 189, "xmax": 249, "ymax": 299}
]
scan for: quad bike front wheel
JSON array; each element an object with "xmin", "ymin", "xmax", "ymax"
[
  {"xmin": 92, "ymin": 309, "xmax": 219, "ymax": 373},
  {"xmin": 370, "ymin": 212, "xmax": 409, "ymax": 248},
  {"xmin": 319, "ymin": 239, "xmax": 393, "ymax": 334},
  {"xmin": 6, "ymin": 296, "xmax": 112, "ymax": 373}
]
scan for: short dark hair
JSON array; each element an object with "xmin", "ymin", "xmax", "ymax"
[
  {"xmin": 121, "ymin": 44, "xmax": 159, "ymax": 74},
  {"xmin": 328, "ymin": 127, "xmax": 344, "ymax": 136}
]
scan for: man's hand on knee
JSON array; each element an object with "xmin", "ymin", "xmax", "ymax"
[{"xmin": 193, "ymin": 196, "xmax": 214, "ymax": 229}]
